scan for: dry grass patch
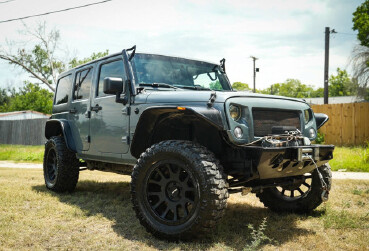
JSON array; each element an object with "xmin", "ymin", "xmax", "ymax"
[{"xmin": 0, "ymin": 168, "xmax": 368, "ymax": 250}]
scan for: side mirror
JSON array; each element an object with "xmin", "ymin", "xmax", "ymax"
[
  {"xmin": 103, "ymin": 77, "xmax": 124, "ymax": 94},
  {"xmin": 103, "ymin": 77, "xmax": 128, "ymax": 105}
]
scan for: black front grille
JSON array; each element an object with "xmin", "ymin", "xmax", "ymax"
[{"xmin": 252, "ymin": 108, "xmax": 301, "ymax": 136}]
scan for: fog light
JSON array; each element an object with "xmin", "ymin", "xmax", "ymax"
[
  {"xmin": 309, "ymin": 128, "xmax": 316, "ymax": 138},
  {"xmin": 234, "ymin": 127, "xmax": 243, "ymax": 139}
]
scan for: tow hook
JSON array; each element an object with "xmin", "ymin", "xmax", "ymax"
[{"xmin": 316, "ymin": 168, "xmax": 329, "ymax": 202}]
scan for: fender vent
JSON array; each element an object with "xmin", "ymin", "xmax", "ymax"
[{"xmin": 252, "ymin": 108, "xmax": 301, "ymax": 136}]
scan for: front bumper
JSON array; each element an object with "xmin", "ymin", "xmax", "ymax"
[{"xmin": 248, "ymin": 144, "xmax": 334, "ymax": 179}]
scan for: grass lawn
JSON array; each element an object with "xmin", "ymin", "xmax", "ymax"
[
  {"xmin": 1, "ymin": 144, "xmax": 369, "ymax": 172},
  {"xmin": 0, "ymin": 168, "xmax": 368, "ymax": 250},
  {"xmin": 0, "ymin": 144, "xmax": 44, "ymax": 162}
]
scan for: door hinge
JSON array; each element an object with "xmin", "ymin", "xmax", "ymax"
[
  {"xmin": 85, "ymin": 135, "xmax": 90, "ymax": 143},
  {"xmin": 122, "ymin": 107, "xmax": 131, "ymax": 115},
  {"xmin": 85, "ymin": 111, "xmax": 91, "ymax": 118},
  {"xmin": 122, "ymin": 136, "xmax": 130, "ymax": 144}
]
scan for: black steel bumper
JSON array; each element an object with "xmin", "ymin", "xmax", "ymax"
[{"xmin": 247, "ymin": 145, "xmax": 334, "ymax": 179}]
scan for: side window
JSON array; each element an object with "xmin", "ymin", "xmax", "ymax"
[
  {"xmin": 55, "ymin": 74, "xmax": 72, "ymax": 105},
  {"xmin": 73, "ymin": 67, "xmax": 93, "ymax": 101},
  {"xmin": 97, "ymin": 60, "xmax": 125, "ymax": 97}
]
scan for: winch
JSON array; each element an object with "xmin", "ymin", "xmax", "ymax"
[{"xmin": 261, "ymin": 129, "xmax": 311, "ymax": 148}]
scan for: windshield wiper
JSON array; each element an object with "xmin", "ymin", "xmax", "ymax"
[
  {"xmin": 175, "ymin": 85, "xmax": 212, "ymax": 91},
  {"xmin": 139, "ymin": 83, "xmax": 178, "ymax": 89}
]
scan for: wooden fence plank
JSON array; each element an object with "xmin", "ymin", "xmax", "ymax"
[{"xmin": 312, "ymin": 102, "xmax": 369, "ymax": 146}]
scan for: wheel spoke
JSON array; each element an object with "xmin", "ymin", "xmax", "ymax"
[
  {"xmin": 161, "ymin": 207, "xmax": 170, "ymax": 218},
  {"xmin": 291, "ymin": 190, "xmax": 295, "ymax": 198},
  {"xmin": 281, "ymin": 189, "xmax": 286, "ymax": 195},
  {"xmin": 148, "ymin": 179, "xmax": 166, "ymax": 187},
  {"xmin": 172, "ymin": 205, "xmax": 178, "ymax": 221},
  {"xmin": 181, "ymin": 203, "xmax": 189, "ymax": 217},
  {"xmin": 156, "ymin": 168, "xmax": 167, "ymax": 181},
  {"xmin": 297, "ymin": 188, "xmax": 304, "ymax": 195},
  {"xmin": 152, "ymin": 199, "xmax": 164, "ymax": 209},
  {"xmin": 303, "ymin": 182, "xmax": 311, "ymax": 188}
]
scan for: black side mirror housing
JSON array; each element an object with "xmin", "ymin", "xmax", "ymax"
[
  {"xmin": 103, "ymin": 77, "xmax": 128, "ymax": 105},
  {"xmin": 103, "ymin": 77, "xmax": 124, "ymax": 94}
]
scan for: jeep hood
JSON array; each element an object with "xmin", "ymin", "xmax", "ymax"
[{"xmin": 144, "ymin": 90, "xmax": 307, "ymax": 104}]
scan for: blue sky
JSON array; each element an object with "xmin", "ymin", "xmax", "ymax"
[{"xmin": 0, "ymin": 0, "xmax": 363, "ymax": 90}]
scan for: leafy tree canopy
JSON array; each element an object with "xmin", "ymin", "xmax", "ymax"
[
  {"xmin": 329, "ymin": 68, "xmax": 357, "ymax": 97},
  {"xmin": 69, "ymin": 50, "xmax": 109, "ymax": 68},
  {"xmin": 0, "ymin": 82, "xmax": 53, "ymax": 114},
  {"xmin": 353, "ymin": 0, "xmax": 369, "ymax": 48},
  {"xmin": 258, "ymin": 79, "xmax": 318, "ymax": 98},
  {"xmin": 232, "ymin": 82, "xmax": 251, "ymax": 91}
]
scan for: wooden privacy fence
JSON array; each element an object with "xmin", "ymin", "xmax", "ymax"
[
  {"xmin": 0, "ymin": 118, "xmax": 48, "ymax": 145},
  {"xmin": 311, "ymin": 102, "xmax": 369, "ymax": 146}
]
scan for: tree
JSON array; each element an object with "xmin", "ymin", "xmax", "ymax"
[
  {"xmin": 0, "ymin": 82, "xmax": 53, "ymax": 114},
  {"xmin": 260, "ymin": 79, "xmax": 316, "ymax": 98},
  {"xmin": 69, "ymin": 50, "xmax": 109, "ymax": 68},
  {"xmin": 209, "ymin": 81, "xmax": 222, "ymax": 90},
  {"xmin": 0, "ymin": 87, "xmax": 11, "ymax": 107},
  {"xmin": 351, "ymin": 0, "xmax": 369, "ymax": 97},
  {"xmin": 232, "ymin": 82, "xmax": 251, "ymax": 91},
  {"xmin": 328, "ymin": 68, "xmax": 356, "ymax": 97},
  {"xmin": 0, "ymin": 22, "xmax": 65, "ymax": 92},
  {"xmin": 352, "ymin": 0, "xmax": 369, "ymax": 48}
]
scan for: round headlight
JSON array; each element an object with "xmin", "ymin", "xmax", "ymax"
[
  {"xmin": 309, "ymin": 128, "xmax": 316, "ymax": 138},
  {"xmin": 234, "ymin": 126, "xmax": 243, "ymax": 139},
  {"xmin": 229, "ymin": 105, "xmax": 241, "ymax": 121}
]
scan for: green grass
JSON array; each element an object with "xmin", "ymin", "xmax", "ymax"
[
  {"xmin": 0, "ymin": 168, "xmax": 368, "ymax": 250},
  {"xmin": 0, "ymin": 144, "xmax": 369, "ymax": 172},
  {"xmin": 0, "ymin": 144, "xmax": 44, "ymax": 162},
  {"xmin": 329, "ymin": 146, "xmax": 369, "ymax": 172}
]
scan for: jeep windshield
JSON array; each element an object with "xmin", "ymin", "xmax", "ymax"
[{"xmin": 132, "ymin": 53, "xmax": 232, "ymax": 91}]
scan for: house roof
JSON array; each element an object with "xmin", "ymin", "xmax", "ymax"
[{"xmin": 0, "ymin": 110, "xmax": 50, "ymax": 118}]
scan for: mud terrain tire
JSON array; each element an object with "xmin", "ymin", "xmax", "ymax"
[
  {"xmin": 43, "ymin": 136, "xmax": 80, "ymax": 192},
  {"xmin": 131, "ymin": 140, "xmax": 228, "ymax": 240}
]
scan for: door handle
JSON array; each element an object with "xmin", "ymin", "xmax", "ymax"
[
  {"xmin": 91, "ymin": 104, "xmax": 102, "ymax": 112},
  {"xmin": 69, "ymin": 108, "xmax": 77, "ymax": 114}
]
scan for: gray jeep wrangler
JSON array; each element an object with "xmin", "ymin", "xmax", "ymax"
[{"xmin": 43, "ymin": 46, "xmax": 334, "ymax": 240}]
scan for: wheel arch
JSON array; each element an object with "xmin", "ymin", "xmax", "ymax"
[
  {"xmin": 45, "ymin": 119, "xmax": 77, "ymax": 152},
  {"xmin": 130, "ymin": 106, "xmax": 226, "ymax": 159}
]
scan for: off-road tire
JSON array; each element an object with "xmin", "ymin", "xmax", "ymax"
[
  {"xmin": 43, "ymin": 136, "xmax": 80, "ymax": 192},
  {"xmin": 256, "ymin": 164, "xmax": 332, "ymax": 213},
  {"xmin": 131, "ymin": 140, "xmax": 229, "ymax": 240}
]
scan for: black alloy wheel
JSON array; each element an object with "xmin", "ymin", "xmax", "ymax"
[
  {"xmin": 144, "ymin": 160, "xmax": 199, "ymax": 225},
  {"xmin": 45, "ymin": 148, "xmax": 58, "ymax": 186},
  {"xmin": 275, "ymin": 173, "xmax": 313, "ymax": 200}
]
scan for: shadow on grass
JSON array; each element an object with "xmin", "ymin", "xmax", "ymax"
[{"xmin": 32, "ymin": 180, "xmax": 317, "ymax": 250}]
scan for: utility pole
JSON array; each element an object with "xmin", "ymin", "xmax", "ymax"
[
  {"xmin": 250, "ymin": 56, "xmax": 258, "ymax": 93},
  {"xmin": 324, "ymin": 27, "xmax": 336, "ymax": 104}
]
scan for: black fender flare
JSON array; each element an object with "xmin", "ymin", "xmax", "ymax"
[
  {"xmin": 45, "ymin": 119, "xmax": 77, "ymax": 152},
  {"xmin": 130, "ymin": 106, "xmax": 224, "ymax": 158}
]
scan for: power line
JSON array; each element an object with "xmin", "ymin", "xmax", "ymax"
[
  {"xmin": 0, "ymin": 0, "xmax": 15, "ymax": 4},
  {"xmin": 336, "ymin": 32, "xmax": 357, "ymax": 36},
  {"xmin": 0, "ymin": 0, "xmax": 113, "ymax": 24}
]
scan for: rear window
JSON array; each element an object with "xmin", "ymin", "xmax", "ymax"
[
  {"xmin": 73, "ymin": 68, "xmax": 93, "ymax": 100},
  {"xmin": 55, "ymin": 74, "xmax": 72, "ymax": 105}
]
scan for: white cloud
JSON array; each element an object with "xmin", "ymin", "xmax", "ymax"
[{"xmin": 0, "ymin": 0, "xmax": 361, "ymax": 90}]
